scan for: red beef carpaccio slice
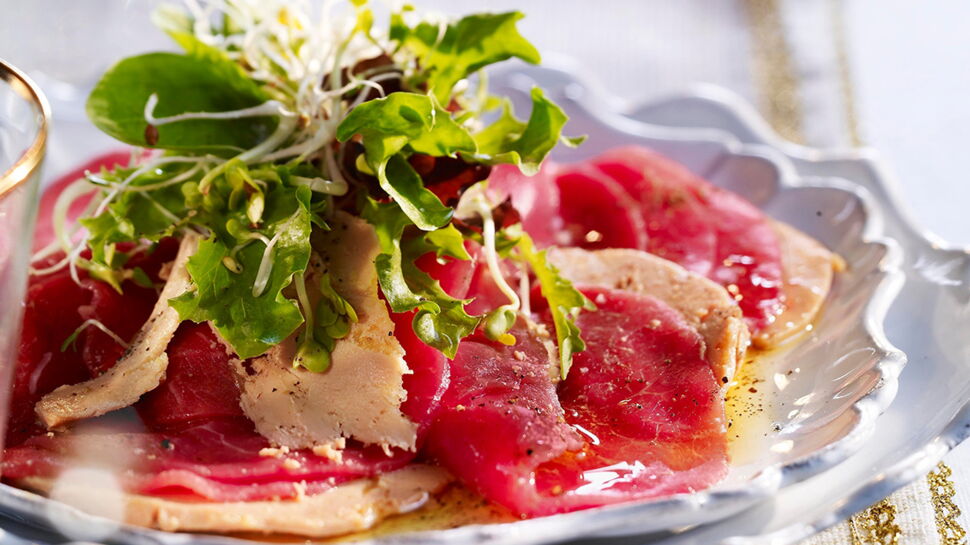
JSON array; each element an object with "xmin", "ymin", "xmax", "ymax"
[
  {"xmin": 493, "ymin": 146, "xmax": 786, "ymax": 331},
  {"xmin": 424, "ymin": 287, "xmax": 727, "ymax": 516}
]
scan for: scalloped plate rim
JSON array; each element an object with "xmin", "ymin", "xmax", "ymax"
[
  {"xmin": 621, "ymin": 77, "xmax": 970, "ymax": 544},
  {"xmin": 487, "ymin": 61, "xmax": 908, "ymax": 493}
]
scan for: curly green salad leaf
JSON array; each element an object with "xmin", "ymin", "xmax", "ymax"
[
  {"xmin": 362, "ymin": 199, "xmax": 480, "ymax": 359},
  {"xmin": 393, "ymin": 11, "xmax": 541, "ymax": 103},
  {"xmin": 516, "ymin": 232, "xmax": 596, "ymax": 379},
  {"xmin": 336, "ymin": 93, "xmax": 473, "ymax": 230},
  {"xmin": 170, "ymin": 185, "xmax": 313, "ymax": 359},
  {"xmin": 474, "ymin": 88, "xmax": 585, "ymax": 175},
  {"xmin": 51, "ymin": 0, "xmax": 591, "ymax": 375}
]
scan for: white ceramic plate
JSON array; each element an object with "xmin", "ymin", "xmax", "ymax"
[
  {"xmin": 624, "ymin": 80, "xmax": 970, "ymax": 545},
  {"xmin": 0, "ymin": 64, "xmax": 916, "ymax": 544}
]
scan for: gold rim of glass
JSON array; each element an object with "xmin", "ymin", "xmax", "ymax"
[{"xmin": 0, "ymin": 58, "xmax": 51, "ymax": 200}]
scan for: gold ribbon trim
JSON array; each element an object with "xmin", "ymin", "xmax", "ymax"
[
  {"xmin": 928, "ymin": 462, "xmax": 968, "ymax": 545},
  {"xmin": 743, "ymin": 0, "xmax": 804, "ymax": 144},
  {"xmin": 848, "ymin": 499, "xmax": 901, "ymax": 545},
  {"xmin": 829, "ymin": 0, "xmax": 862, "ymax": 147}
]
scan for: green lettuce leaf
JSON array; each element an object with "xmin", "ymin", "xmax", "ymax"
[
  {"xmin": 362, "ymin": 199, "xmax": 480, "ymax": 358},
  {"xmin": 336, "ymin": 92, "xmax": 434, "ymax": 147},
  {"xmin": 78, "ymin": 164, "xmax": 194, "ymax": 291},
  {"xmin": 474, "ymin": 87, "xmax": 583, "ymax": 175},
  {"xmin": 81, "ymin": 165, "xmax": 191, "ymax": 249},
  {"xmin": 409, "ymin": 105, "xmax": 477, "ymax": 157},
  {"xmin": 170, "ymin": 186, "xmax": 313, "ymax": 358},
  {"xmin": 379, "ymin": 154, "xmax": 455, "ymax": 231},
  {"xmin": 86, "ymin": 52, "xmax": 276, "ymax": 153},
  {"xmin": 396, "ymin": 12, "xmax": 541, "ymax": 103},
  {"xmin": 336, "ymin": 92, "xmax": 475, "ymax": 230},
  {"xmin": 424, "ymin": 223, "xmax": 471, "ymax": 260},
  {"xmin": 404, "ymin": 259, "xmax": 481, "ymax": 358},
  {"xmin": 517, "ymin": 232, "xmax": 595, "ymax": 379}
]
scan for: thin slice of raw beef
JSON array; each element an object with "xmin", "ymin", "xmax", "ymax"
[
  {"xmin": 7, "ymin": 240, "xmax": 177, "ymax": 445},
  {"xmin": 592, "ymin": 146, "xmax": 784, "ymax": 330},
  {"xmin": 2, "ymin": 418, "xmax": 414, "ymax": 502},
  {"xmin": 532, "ymin": 286, "xmax": 728, "ymax": 513},
  {"xmin": 136, "ymin": 322, "xmax": 247, "ymax": 430},
  {"xmin": 8, "ymin": 269, "xmax": 94, "ymax": 446},
  {"xmin": 424, "ymin": 287, "xmax": 728, "ymax": 516},
  {"xmin": 76, "ymin": 240, "xmax": 179, "ymax": 377},
  {"xmin": 423, "ymin": 324, "xmax": 583, "ymax": 511},
  {"xmin": 487, "ymin": 147, "xmax": 786, "ymax": 331},
  {"xmin": 553, "ymin": 164, "xmax": 648, "ymax": 251}
]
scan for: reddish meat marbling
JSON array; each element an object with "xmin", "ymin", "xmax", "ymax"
[
  {"xmin": 554, "ymin": 165, "xmax": 648, "ymax": 251},
  {"xmin": 3, "ymin": 419, "xmax": 414, "ymax": 502},
  {"xmin": 136, "ymin": 323, "xmax": 247, "ymax": 431},
  {"xmin": 423, "ymin": 325, "xmax": 583, "ymax": 512}
]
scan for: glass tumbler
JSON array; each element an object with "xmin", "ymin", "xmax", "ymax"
[{"xmin": 0, "ymin": 59, "xmax": 50, "ymax": 451}]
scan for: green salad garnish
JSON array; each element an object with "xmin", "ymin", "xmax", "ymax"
[{"xmin": 38, "ymin": 0, "xmax": 592, "ymax": 375}]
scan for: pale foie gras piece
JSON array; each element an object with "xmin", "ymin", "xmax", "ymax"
[
  {"xmin": 754, "ymin": 220, "xmax": 840, "ymax": 349},
  {"xmin": 35, "ymin": 233, "xmax": 199, "ymax": 429},
  {"xmin": 17, "ymin": 464, "xmax": 451, "ymax": 539},
  {"xmin": 234, "ymin": 212, "xmax": 418, "ymax": 453},
  {"xmin": 547, "ymin": 247, "xmax": 749, "ymax": 385}
]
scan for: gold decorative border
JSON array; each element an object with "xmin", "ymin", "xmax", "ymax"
[
  {"xmin": 829, "ymin": 0, "xmax": 863, "ymax": 147},
  {"xmin": 743, "ymin": 0, "xmax": 805, "ymax": 144},
  {"xmin": 848, "ymin": 499, "xmax": 901, "ymax": 545},
  {"xmin": 0, "ymin": 58, "xmax": 51, "ymax": 200},
  {"xmin": 928, "ymin": 462, "xmax": 968, "ymax": 545}
]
